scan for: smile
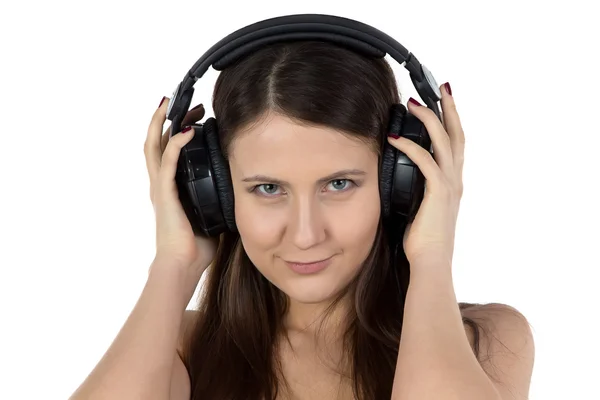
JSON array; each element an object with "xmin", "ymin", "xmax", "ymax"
[{"xmin": 283, "ymin": 255, "xmax": 335, "ymax": 275}]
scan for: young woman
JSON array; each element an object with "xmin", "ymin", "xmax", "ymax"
[{"xmin": 71, "ymin": 40, "xmax": 534, "ymax": 400}]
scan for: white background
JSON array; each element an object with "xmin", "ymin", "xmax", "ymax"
[{"xmin": 1, "ymin": 1, "xmax": 598, "ymax": 399}]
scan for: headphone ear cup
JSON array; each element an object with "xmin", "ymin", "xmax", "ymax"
[
  {"xmin": 204, "ymin": 118, "xmax": 237, "ymax": 232},
  {"xmin": 390, "ymin": 111, "xmax": 430, "ymax": 223},
  {"xmin": 175, "ymin": 121, "xmax": 228, "ymax": 237}
]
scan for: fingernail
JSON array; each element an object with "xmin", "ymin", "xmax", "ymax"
[
  {"xmin": 408, "ymin": 97, "xmax": 422, "ymax": 107},
  {"xmin": 388, "ymin": 132, "xmax": 400, "ymax": 139},
  {"xmin": 158, "ymin": 96, "xmax": 167, "ymax": 108},
  {"xmin": 444, "ymin": 82, "xmax": 452, "ymax": 96},
  {"xmin": 181, "ymin": 126, "xmax": 193, "ymax": 134},
  {"xmin": 190, "ymin": 103, "xmax": 204, "ymax": 111}
]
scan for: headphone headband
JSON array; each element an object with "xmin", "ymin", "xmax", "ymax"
[{"xmin": 167, "ymin": 14, "xmax": 443, "ymax": 132}]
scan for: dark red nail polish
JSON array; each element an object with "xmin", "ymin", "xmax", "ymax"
[
  {"xmin": 408, "ymin": 97, "xmax": 422, "ymax": 107},
  {"xmin": 158, "ymin": 96, "xmax": 166, "ymax": 108},
  {"xmin": 444, "ymin": 82, "xmax": 452, "ymax": 96},
  {"xmin": 181, "ymin": 126, "xmax": 192, "ymax": 134},
  {"xmin": 388, "ymin": 132, "xmax": 400, "ymax": 139},
  {"xmin": 190, "ymin": 103, "xmax": 204, "ymax": 111}
]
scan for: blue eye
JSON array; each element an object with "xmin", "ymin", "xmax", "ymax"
[
  {"xmin": 327, "ymin": 179, "xmax": 353, "ymax": 192},
  {"xmin": 255, "ymin": 184, "xmax": 282, "ymax": 196},
  {"xmin": 251, "ymin": 179, "xmax": 356, "ymax": 198}
]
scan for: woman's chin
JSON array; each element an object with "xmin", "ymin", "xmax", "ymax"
[{"xmin": 279, "ymin": 279, "xmax": 343, "ymax": 305}]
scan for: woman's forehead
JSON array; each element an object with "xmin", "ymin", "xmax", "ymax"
[{"xmin": 228, "ymin": 114, "xmax": 375, "ymax": 166}]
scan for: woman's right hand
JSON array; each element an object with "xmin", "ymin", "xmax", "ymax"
[{"xmin": 144, "ymin": 97, "xmax": 219, "ymax": 274}]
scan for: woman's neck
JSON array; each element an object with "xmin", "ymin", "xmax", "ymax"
[{"xmin": 283, "ymin": 294, "xmax": 352, "ymax": 338}]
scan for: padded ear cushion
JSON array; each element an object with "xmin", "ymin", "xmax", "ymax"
[
  {"xmin": 203, "ymin": 117, "xmax": 237, "ymax": 232},
  {"xmin": 379, "ymin": 142, "xmax": 396, "ymax": 218},
  {"xmin": 379, "ymin": 104, "xmax": 407, "ymax": 217}
]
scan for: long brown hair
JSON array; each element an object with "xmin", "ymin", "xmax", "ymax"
[{"xmin": 179, "ymin": 40, "xmax": 482, "ymax": 400}]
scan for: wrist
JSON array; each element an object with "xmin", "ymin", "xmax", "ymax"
[
  {"xmin": 408, "ymin": 253, "xmax": 453, "ymax": 273},
  {"xmin": 149, "ymin": 253, "xmax": 208, "ymax": 274}
]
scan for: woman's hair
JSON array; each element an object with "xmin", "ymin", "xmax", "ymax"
[{"xmin": 179, "ymin": 40, "xmax": 483, "ymax": 400}]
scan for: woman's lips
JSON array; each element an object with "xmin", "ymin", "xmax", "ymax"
[{"xmin": 283, "ymin": 256, "xmax": 334, "ymax": 275}]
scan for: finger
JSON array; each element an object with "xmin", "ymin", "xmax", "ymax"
[
  {"xmin": 160, "ymin": 104, "xmax": 205, "ymax": 153},
  {"xmin": 387, "ymin": 135, "xmax": 446, "ymax": 191},
  {"xmin": 158, "ymin": 126, "xmax": 196, "ymax": 192},
  {"xmin": 440, "ymin": 83, "xmax": 465, "ymax": 173},
  {"xmin": 407, "ymin": 98, "xmax": 454, "ymax": 176},
  {"xmin": 145, "ymin": 96, "xmax": 169, "ymax": 184}
]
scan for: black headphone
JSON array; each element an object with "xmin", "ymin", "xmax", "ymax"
[{"xmin": 166, "ymin": 14, "xmax": 442, "ymax": 237}]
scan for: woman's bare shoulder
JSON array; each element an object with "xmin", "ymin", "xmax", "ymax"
[{"xmin": 460, "ymin": 302, "xmax": 535, "ymax": 399}]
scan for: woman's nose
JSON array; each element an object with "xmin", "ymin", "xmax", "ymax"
[{"xmin": 287, "ymin": 196, "xmax": 327, "ymax": 250}]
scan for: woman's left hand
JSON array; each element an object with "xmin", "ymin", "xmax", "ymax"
[{"xmin": 386, "ymin": 83, "xmax": 464, "ymax": 268}]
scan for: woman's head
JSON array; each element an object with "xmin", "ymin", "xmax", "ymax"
[
  {"xmin": 182, "ymin": 40, "xmax": 407, "ymax": 400},
  {"xmin": 214, "ymin": 40, "xmax": 400, "ymax": 308}
]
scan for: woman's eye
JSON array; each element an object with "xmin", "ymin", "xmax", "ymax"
[
  {"xmin": 327, "ymin": 179, "xmax": 353, "ymax": 192},
  {"xmin": 252, "ymin": 179, "xmax": 355, "ymax": 197},
  {"xmin": 256, "ymin": 184, "xmax": 281, "ymax": 196}
]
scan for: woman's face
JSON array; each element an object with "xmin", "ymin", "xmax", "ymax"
[{"xmin": 228, "ymin": 112, "xmax": 381, "ymax": 305}]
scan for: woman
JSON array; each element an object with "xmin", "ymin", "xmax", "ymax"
[{"xmin": 70, "ymin": 40, "xmax": 534, "ymax": 400}]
